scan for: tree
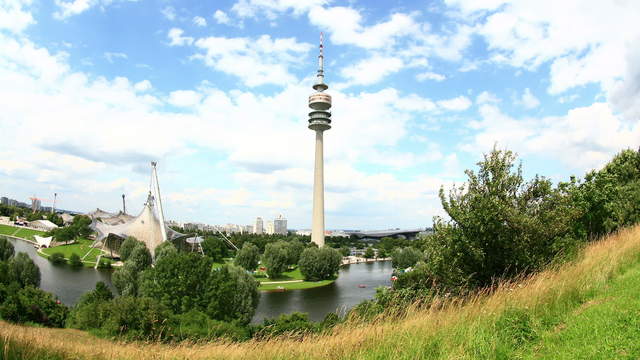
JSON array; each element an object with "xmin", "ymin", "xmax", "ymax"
[
  {"xmin": 9, "ymin": 252, "xmax": 40, "ymax": 287},
  {"xmin": 363, "ymin": 247, "xmax": 375, "ymax": 259},
  {"xmin": 391, "ymin": 247, "xmax": 422, "ymax": 269},
  {"xmin": 339, "ymin": 246, "xmax": 351, "ymax": 257},
  {"xmin": 76, "ymin": 281, "xmax": 113, "ymax": 306},
  {"xmin": 128, "ymin": 242, "xmax": 152, "ymax": 271},
  {"xmin": 154, "ymin": 241, "xmax": 177, "ymax": 262},
  {"xmin": 69, "ymin": 253, "xmax": 83, "ymax": 267},
  {"xmin": 112, "ymin": 261, "xmax": 139, "ymax": 296},
  {"xmin": 204, "ymin": 265, "xmax": 259, "ymax": 325},
  {"xmin": 49, "ymin": 252, "xmax": 66, "ymax": 265},
  {"xmin": 118, "ymin": 236, "xmax": 138, "ymax": 261},
  {"xmin": 234, "ymin": 242, "xmax": 260, "ymax": 271},
  {"xmin": 377, "ymin": 247, "xmax": 388, "ymax": 258},
  {"xmin": 286, "ymin": 241, "xmax": 305, "ymax": 265},
  {"xmin": 298, "ymin": 247, "xmax": 342, "ymax": 281},
  {"xmin": 262, "ymin": 242, "xmax": 289, "ymax": 278},
  {"xmin": 0, "ymin": 237, "xmax": 14, "ymax": 261},
  {"xmin": 139, "ymin": 252, "xmax": 213, "ymax": 314},
  {"xmin": 202, "ymin": 236, "xmax": 229, "ymax": 262}
]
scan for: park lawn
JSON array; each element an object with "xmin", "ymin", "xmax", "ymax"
[
  {"xmin": 259, "ymin": 279, "xmax": 334, "ymax": 291},
  {"xmin": 255, "ymin": 267, "xmax": 304, "ymax": 282},
  {"xmin": 41, "ymin": 239, "xmax": 104, "ymax": 265},
  {"xmin": 0, "ymin": 224, "xmax": 45, "ymax": 240}
]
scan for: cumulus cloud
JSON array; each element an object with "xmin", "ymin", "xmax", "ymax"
[
  {"xmin": 518, "ymin": 88, "xmax": 540, "ymax": 109},
  {"xmin": 0, "ymin": 0, "xmax": 35, "ymax": 32},
  {"xmin": 192, "ymin": 16, "xmax": 206, "ymax": 27},
  {"xmin": 103, "ymin": 51, "xmax": 127, "ymax": 63},
  {"xmin": 437, "ymin": 96, "xmax": 472, "ymax": 111},
  {"xmin": 167, "ymin": 90, "xmax": 202, "ymax": 107},
  {"xmin": 231, "ymin": 0, "xmax": 328, "ymax": 19},
  {"xmin": 213, "ymin": 10, "xmax": 231, "ymax": 24},
  {"xmin": 416, "ymin": 72, "xmax": 446, "ymax": 82},
  {"xmin": 340, "ymin": 56, "xmax": 404, "ymax": 86}
]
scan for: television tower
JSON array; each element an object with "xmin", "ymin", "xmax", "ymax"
[{"xmin": 308, "ymin": 33, "xmax": 331, "ymax": 247}]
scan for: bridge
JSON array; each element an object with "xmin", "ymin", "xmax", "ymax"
[{"xmin": 346, "ymin": 228, "xmax": 432, "ymax": 240}]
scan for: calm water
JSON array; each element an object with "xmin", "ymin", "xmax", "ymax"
[{"xmin": 5, "ymin": 237, "xmax": 392, "ymax": 322}]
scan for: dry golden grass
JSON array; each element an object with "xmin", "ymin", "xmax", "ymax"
[{"xmin": 3, "ymin": 225, "xmax": 640, "ymax": 360}]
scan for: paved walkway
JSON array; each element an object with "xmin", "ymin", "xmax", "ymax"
[{"xmin": 260, "ymin": 279, "xmax": 304, "ymax": 285}]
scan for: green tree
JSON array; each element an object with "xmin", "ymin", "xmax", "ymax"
[
  {"xmin": 139, "ymin": 252, "xmax": 213, "ymax": 314},
  {"xmin": 9, "ymin": 252, "xmax": 40, "ymax": 287},
  {"xmin": 0, "ymin": 237, "xmax": 15, "ymax": 261},
  {"xmin": 262, "ymin": 242, "xmax": 289, "ymax": 278},
  {"xmin": 203, "ymin": 265, "xmax": 259, "ymax": 325},
  {"xmin": 234, "ymin": 242, "xmax": 260, "ymax": 271},
  {"xmin": 69, "ymin": 253, "xmax": 83, "ymax": 267},
  {"xmin": 118, "ymin": 236, "xmax": 138, "ymax": 261},
  {"xmin": 286, "ymin": 241, "xmax": 305, "ymax": 265},
  {"xmin": 298, "ymin": 247, "xmax": 342, "ymax": 281},
  {"xmin": 202, "ymin": 236, "xmax": 229, "ymax": 262},
  {"xmin": 391, "ymin": 247, "xmax": 422, "ymax": 269},
  {"xmin": 154, "ymin": 241, "xmax": 177, "ymax": 261},
  {"xmin": 112, "ymin": 261, "xmax": 139, "ymax": 296},
  {"xmin": 339, "ymin": 246, "xmax": 350, "ymax": 257},
  {"xmin": 128, "ymin": 242, "xmax": 152, "ymax": 271},
  {"xmin": 364, "ymin": 247, "xmax": 375, "ymax": 259}
]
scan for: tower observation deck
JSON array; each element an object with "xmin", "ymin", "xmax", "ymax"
[{"xmin": 309, "ymin": 33, "xmax": 331, "ymax": 247}]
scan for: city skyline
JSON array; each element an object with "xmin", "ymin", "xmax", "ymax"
[{"xmin": 0, "ymin": 1, "xmax": 639, "ymax": 229}]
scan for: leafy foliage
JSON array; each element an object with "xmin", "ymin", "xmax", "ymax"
[
  {"xmin": 69, "ymin": 253, "xmax": 83, "ymax": 267},
  {"xmin": 298, "ymin": 247, "xmax": 342, "ymax": 281},
  {"xmin": 154, "ymin": 241, "xmax": 177, "ymax": 262},
  {"xmin": 9, "ymin": 252, "xmax": 40, "ymax": 288},
  {"xmin": 234, "ymin": 242, "xmax": 260, "ymax": 271},
  {"xmin": 0, "ymin": 237, "xmax": 15, "ymax": 261},
  {"xmin": 118, "ymin": 236, "xmax": 138, "ymax": 261},
  {"xmin": 391, "ymin": 247, "xmax": 422, "ymax": 270},
  {"xmin": 262, "ymin": 242, "xmax": 289, "ymax": 278},
  {"xmin": 201, "ymin": 236, "xmax": 229, "ymax": 262}
]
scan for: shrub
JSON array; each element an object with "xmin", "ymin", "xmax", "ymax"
[
  {"xmin": 49, "ymin": 252, "xmax": 66, "ymax": 265},
  {"xmin": 69, "ymin": 253, "xmax": 83, "ymax": 267},
  {"xmin": 10, "ymin": 252, "xmax": 41, "ymax": 287},
  {"xmin": 0, "ymin": 285, "xmax": 68, "ymax": 327},
  {"xmin": 96, "ymin": 258, "xmax": 112, "ymax": 269},
  {"xmin": 167, "ymin": 310, "xmax": 250, "ymax": 342},
  {"xmin": 254, "ymin": 312, "xmax": 318, "ymax": 339}
]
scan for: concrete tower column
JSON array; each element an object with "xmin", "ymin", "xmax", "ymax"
[
  {"xmin": 308, "ymin": 33, "xmax": 331, "ymax": 247},
  {"xmin": 312, "ymin": 129, "xmax": 325, "ymax": 246}
]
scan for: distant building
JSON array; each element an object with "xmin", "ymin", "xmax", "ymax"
[
  {"xmin": 254, "ymin": 217, "xmax": 264, "ymax": 235},
  {"xmin": 242, "ymin": 225, "xmax": 253, "ymax": 234},
  {"xmin": 265, "ymin": 220, "xmax": 274, "ymax": 235},
  {"xmin": 274, "ymin": 214, "xmax": 287, "ymax": 235},
  {"xmin": 29, "ymin": 219, "xmax": 58, "ymax": 232},
  {"xmin": 0, "ymin": 197, "xmax": 8, "ymax": 205},
  {"xmin": 296, "ymin": 229, "xmax": 312, "ymax": 236}
]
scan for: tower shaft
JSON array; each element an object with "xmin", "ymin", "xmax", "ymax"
[{"xmin": 311, "ymin": 130, "xmax": 325, "ymax": 247}]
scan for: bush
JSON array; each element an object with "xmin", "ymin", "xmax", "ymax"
[
  {"xmin": 69, "ymin": 253, "xmax": 83, "ymax": 267},
  {"xmin": 0, "ymin": 285, "xmax": 68, "ymax": 327},
  {"xmin": 298, "ymin": 247, "xmax": 342, "ymax": 281},
  {"xmin": 167, "ymin": 310, "xmax": 250, "ymax": 342},
  {"xmin": 96, "ymin": 258, "xmax": 112, "ymax": 269},
  {"xmin": 90, "ymin": 296, "xmax": 172, "ymax": 340},
  {"xmin": 254, "ymin": 312, "xmax": 318, "ymax": 339},
  {"xmin": 49, "ymin": 252, "xmax": 66, "ymax": 265}
]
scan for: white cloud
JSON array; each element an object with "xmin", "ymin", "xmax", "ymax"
[
  {"xmin": 340, "ymin": 56, "xmax": 404, "ymax": 86},
  {"xmin": 416, "ymin": 71, "xmax": 446, "ymax": 82},
  {"xmin": 437, "ymin": 96, "xmax": 472, "ymax": 111},
  {"xmin": 167, "ymin": 90, "xmax": 202, "ymax": 107},
  {"xmin": 192, "ymin": 16, "xmax": 206, "ymax": 27},
  {"xmin": 213, "ymin": 10, "xmax": 231, "ymax": 24},
  {"xmin": 231, "ymin": 0, "xmax": 328, "ymax": 20},
  {"xmin": 182, "ymin": 32, "xmax": 312, "ymax": 87},
  {"xmin": 464, "ymin": 102, "xmax": 640, "ymax": 172},
  {"xmin": 0, "ymin": 0, "xmax": 35, "ymax": 33},
  {"xmin": 167, "ymin": 28, "xmax": 194, "ymax": 46},
  {"xmin": 161, "ymin": 6, "xmax": 176, "ymax": 21},
  {"xmin": 476, "ymin": 91, "xmax": 500, "ymax": 104},
  {"xmin": 53, "ymin": 0, "xmax": 92, "ymax": 19},
  {"xmin": 309, "ymin": 8, "xmax": 419, "ymax": 50},
  {"xmin": 519, "ymin": 88, "xmax": 540, "ymax": 109},
  {"xmin": 133, "ymin": 80, "xmax": 152, "ymax": 92},
  {"xmin": 103, "ymin": 51, "xmax": 127, "ymax": 63}
]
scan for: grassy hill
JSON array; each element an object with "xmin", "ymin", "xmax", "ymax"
[{"xmin": 2, "ymin": 225, "xmax": 640, "ymax": 359}]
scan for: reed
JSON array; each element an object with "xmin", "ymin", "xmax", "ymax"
[{"xmin": 2, "ymin": 225, "xmax": 639, "ymax": 360}]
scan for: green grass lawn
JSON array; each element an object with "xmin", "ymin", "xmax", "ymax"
[
  {"xmin": 516, "ymin": 263, "xmax": 640, "ymax": 359},
  {"xmin": 0, "ymin": 224, "xmax": 45, "ymax": 240},
  {"xmin": 259, "ymin": 279, "xmax": 334, "ymax": 291},
  {"xmin": 255, "ymin": 267, "xmax": 304, "ymax": 282},
  {"xmin": 40, "ymin": 238, "xmax": 112, "ymax": 267}
]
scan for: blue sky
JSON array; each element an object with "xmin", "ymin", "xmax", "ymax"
[{"xmin": 0, "ymin": 0, "xmax": 639, "ymax": 229}]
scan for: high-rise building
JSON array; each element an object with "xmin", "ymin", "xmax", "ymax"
[
  {"xmin": 0, "ymin": 197, "xmax": 8, "ymax": 205},
  {"xmin": 31, "ymin": 198, "xmax": 41, "ymax": 212},
  {"xmin": 265, "ymin": 221, "xmax": 274, "ymax": 235},
  {"xmin": 308, "ymin": 33, "xmax": 332, "ymax": 247},
  {"xmin": 274, "ymin": 214, "xmax": 287, "ymax": 235},
  {"xmin": 254, "ymin": 217, "xmax": 264, "ymax": 234}
]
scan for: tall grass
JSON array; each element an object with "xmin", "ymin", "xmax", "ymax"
[{"xmin": 2, "ymin": 225, "xmax": 640, "ymax": 360}]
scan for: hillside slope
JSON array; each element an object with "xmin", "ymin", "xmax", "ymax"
[{"xmin": 2, "ymin": 225, "xmax": 640, "ymax": 360}]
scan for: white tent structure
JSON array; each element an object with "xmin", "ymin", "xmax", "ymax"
[
  {"xmin": 89, "ymin": 162, "xmax": 185, "ymax": 258},
  {"xmin": 29, "ymin": 219, "xmax": 59, "ymax": 231},
  {"xmin": 34, "ymin": 235, "xmax": 53, "ymax": 248}
]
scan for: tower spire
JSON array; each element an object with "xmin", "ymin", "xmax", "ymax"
[{"xmin": 314, "ymin": 32, "xmax": 328, "ymax": 92}]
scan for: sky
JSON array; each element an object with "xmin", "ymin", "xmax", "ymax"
[{"xmin": 0, "ymin": 0, "xmax": 639, "ymax": 230}]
